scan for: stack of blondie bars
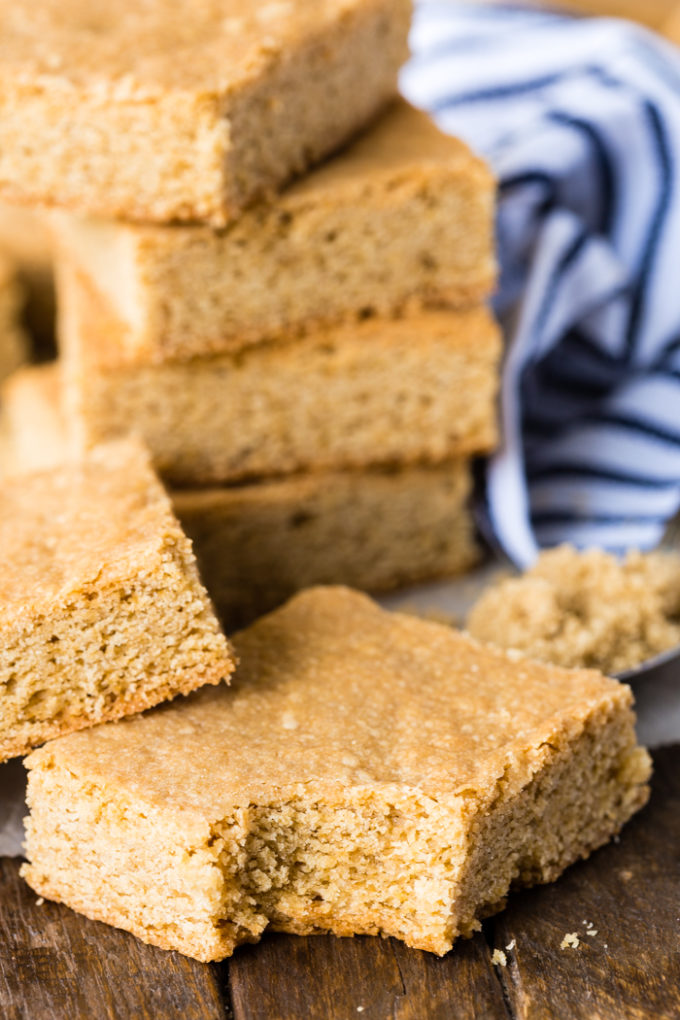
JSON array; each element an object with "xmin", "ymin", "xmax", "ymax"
[
  {"xmin": 0, "ymin": 0, "xmax": 500, "ymax": 627},
  {"xmin": 0, "ymin": 0, "xmax": 653, "ymax": 968}
]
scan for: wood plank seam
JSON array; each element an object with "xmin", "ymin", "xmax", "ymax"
[
  {"xmin": 3, "ymin": 747, "xmax": 678, "ymax": 1018},
  {"xmin": 484, "ymin": 745, "xmax": 680, "ymax": 1020},
  {"xmin": 482, "ymin": 922, "xmax": 516, "ymax": 1020},
  {"xmin": 216, "ymin": 961, "xmax": 236, "ymax": 1020},
  {"xmin": 387, "ymin": 940, "xmax": 413, "ymax": 1016}
]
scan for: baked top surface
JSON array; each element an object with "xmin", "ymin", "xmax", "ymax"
[
  {"xmin": 29, "ymin": 587, "xmax": 631, "ymax": 823},
  {"xmin": 0, "ymin": 0, "xmax": 390, "ymax": 94},
  {"xmin": 0, "ymin": 440, "xmax": 179, "ymax": 615},
  {"xmin": 286, "ymin": 99, "xmax": 491, "ymax": 198}
]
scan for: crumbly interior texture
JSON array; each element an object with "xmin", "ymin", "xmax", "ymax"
[
  {"xmin": 0, "ymin": 251, "xmax": 28, "ymax": 383},
  {"xmin": 467, "ymin": 544, "xmax": 680, "ymax": 674},
  {"xmin": 52, "ymin": 101, "xmax": 495, "ymax": 363},
  {"xmin": 22, "ymin": 587, "xmax": 651, "ymax": 962},
  {"xmin": 0, "ymin": 0, "xmax": 410, "ymax": 225},
  {"xmin": 0, "ymin": 439, "xmax": 234, "ymax": 762},
  {"xmin": 175, "ymin": 460, "xmax": 478, "ymax": 627},
  {"xmin": 60, "ymin": 269, "xmax": 501, "ymax": 486}
]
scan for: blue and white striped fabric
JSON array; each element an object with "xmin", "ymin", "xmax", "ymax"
[{"xmin": 402, "ymin": 2, "xmax": 680, "ymax": 567}]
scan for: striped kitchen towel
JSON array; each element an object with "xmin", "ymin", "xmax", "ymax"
[{"xmin": 402, "ymin": 1, "xmax": 680, "ymax": 567}]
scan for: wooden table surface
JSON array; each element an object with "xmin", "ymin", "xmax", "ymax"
[{"xmin": 1, "ymin": 744, "xmax": 679, "ymax": 1020}]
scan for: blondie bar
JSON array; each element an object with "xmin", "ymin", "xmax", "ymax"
[
  {"xmin": 53, "ymin": 102, "xmax": 495, "ymax": 363},
  {"xmin": 0, "ymin": 0, "xmax": 410, "ymax": 225},
  {"xmin": 0, "ymin": 439, "xmax": 234, "ymax": 762},
  {"xmin": 22, "ymin": 587, "xmax": 651, "ymax": 961},
  {"xmin": 175, "ymin": 461, "xmax": 478, "ymax": 626},
  {"xmin": 60, "ymin": 270, "xmax": 501, "ymax": 486}
]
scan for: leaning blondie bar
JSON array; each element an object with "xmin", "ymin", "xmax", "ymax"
[
  {"xmin": 23, "ymin": 587, "xmax": 650, "ymax": 961},
  {"xmin": 0, "ymin": 0, "xmax": 410, "ymax": 225},
  {"xmin": 60, "ymin": 269, "xmax": 501, "ymax": 486},
  {"xmin": 52, "ymin": 102, "xmax": 495, "ymax": 363},
  {"xmin": 0, "ymin": 439, "xmax": 234, "ymax": 762}
]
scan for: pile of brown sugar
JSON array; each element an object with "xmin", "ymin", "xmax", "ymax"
[{"xmin": 466, "ymin": 545, "xmax": 680, "ymax": 674}]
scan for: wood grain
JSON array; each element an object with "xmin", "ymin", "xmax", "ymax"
[
  {"xmin": 228, "ymin": 933, "xmax": 405, "ymax": 1020},
  {"xmin": 492, "ymin": 744, "xmax": 680, "ymax": 1020},
  {"xmin": 389, "ymin": 936, "xmax": 510, "ymax": 1020},
  {"xmin": 1, "ymin": 746, "xmax": 678, "ymax": 1019},
  {"xmin": 0, "ymin": 858, "xmax": 226, "ymax": 1020},
  {"xmin": 227, "ymin": 931, "xmax": 509, "ymax": 1020}
]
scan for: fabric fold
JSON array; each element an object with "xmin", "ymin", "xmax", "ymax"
[{"xmin": 403, "ymin": 2, "xmax": 680, "ymax": 564}]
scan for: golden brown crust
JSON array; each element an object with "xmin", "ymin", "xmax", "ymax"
[
  {"xmin": 0, "ymin": 0, "xmax": 411, "ymax": 224},
  {"xmin": 0, "ymin": 0, "xmax": 401, "ymax": 91},
  {"xmin": 0, "ymin": 439, "xmax": 172, "ymax": 608},
  {"xmin": 26, "ymin": 587, "xmax": 639, "ymax": 816},
  {"xmin": 18, "ymin": 870, "xmax": 235, "ymax": 962},
  {"xmin": 0, "ymin": 439, "xmax": 235, "ymax": 762}
]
